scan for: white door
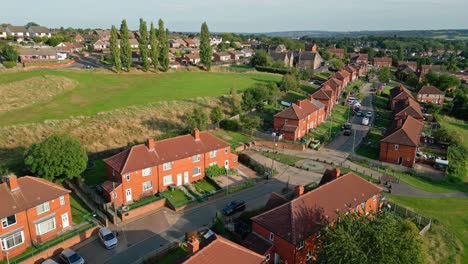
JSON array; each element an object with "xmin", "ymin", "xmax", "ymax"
[
  {"xmin": 126, "ymin": 189, "xmax": 132, "ymax": 202},
  {"xmin": 224, "ymin": 160, "xmax": 229, "ymax": 170},
  {"xmin": 61, "ymin": 213, "xmax": 69, "ymax": 228},
  {"xmin": 177, "ymin": 174, "xmax": 182, "ymax": 186},
  {"xmin": 184, "ymin": 172, "xmax": 189, "ymax": 184}
]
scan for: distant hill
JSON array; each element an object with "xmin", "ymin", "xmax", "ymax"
[{"xmin": 257, "ymin": 29, "xmax": 468, "ymax": 39}]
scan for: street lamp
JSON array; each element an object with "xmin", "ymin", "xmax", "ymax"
[{"xmin": 225, "ymin": 164, "xmax": 229, "ymax": 195}]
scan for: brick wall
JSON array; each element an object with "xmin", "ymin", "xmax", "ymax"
[
  {"xmin": 379, "ymin": 142, "xmax": 417, "ymax": 167},
  {"xmin": 256, "ymin": 141, "xmax": 305, "ymax": 151},
  {"xmin": 118, "ymin": 198, "xmax": 166, "ymax": 222}
]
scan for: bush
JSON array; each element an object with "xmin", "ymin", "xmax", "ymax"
[
  {"xmin": 255, "ymin": 66, "xmax": 291, "ymax": 75},
  {"xmin": 205, "ymin": 165, "xmax": 227, "ymax": 178},
  {"xmin": 219, "ymin": 119, "xmax": 240, "ymax": 131},
  {"xmin": 446, "ymin": 145, "xmax": 466, "ymax": 182},
  {"xmin": 2, "ymin": 61, "xmax": 17, "ymax": 68},
  {"xmin": 238, "ymin": 153, "xmax": 270, "ymax": 178}
]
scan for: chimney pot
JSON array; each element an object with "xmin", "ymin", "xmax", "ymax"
[{"xmin": 294, "ymin": 185, "xmax": 304, "ymax": 197}]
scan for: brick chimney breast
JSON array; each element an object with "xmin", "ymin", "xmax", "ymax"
[
  {"xmin": 147, "ymin": 138, "xmax": 155, "ymax": 151},
  {"xmin": 296, "ymin": 100, "xmax": 304, "ymax": 108},
  {"xmin": 294, "ymin": 185, "xmax": 304, "ymax": 197},
  {"xmin": 6, "ymin": 175, "xmax": 20, "ymax": 192},
  {"xmin": 193, "ymin": 128, "xmax": 200, "ymax": 140},
  {"xmin": 187, "ymin": 237, "xmax": 200, "ymax": 254}
]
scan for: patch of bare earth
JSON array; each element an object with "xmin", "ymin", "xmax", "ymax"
[
  {"xmin": 0, "ymin": 96, "xmax": 231, "ymax": 169},
  {"xmin": 0, "ymin": 75, "xmax": 78, "ymax": 113}
]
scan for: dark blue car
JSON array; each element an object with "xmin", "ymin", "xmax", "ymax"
[{"xmin": 223, "ymin": 200, "xmax": 246, "ymax": 216}]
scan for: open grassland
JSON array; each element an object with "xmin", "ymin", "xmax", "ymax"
[
  {"xmin": 0, "ymin": 70, "xmax": 280, "ymax": 125},
  {"xmin": 388, "ymin": 195, "xmax": 468, "ymax": 264},
  {"xmin": 438, "ymin": 115, "xmax": 468, "ymax": 150}
]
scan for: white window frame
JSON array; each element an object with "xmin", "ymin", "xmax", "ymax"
[
  {"xmin": 142, "ymin": 180, "xmax": 153, "ymax": 191},
  {"xmin": 142, "ymin": 168, "xmax": 152, "ymax": 177},
  {"xmin": 59, "ymin": 195, "xmax": 65, "ymax": 206},
  {"xmin": 210, "ymin": 150, "xmax": 217, "ymax": 158},
  {"xmin": 284, "ymin": 119, "xmax": 288, "ymax": 125},
  {"xmin": 36, "ymin": 217, "xmax": 56, "ymax": 236},
  {"xmin": 298, "ymin": 240, "xmax": 304, "ymax": 250},
  {"xmin": 192, "ymin": 154, "xmax": 201, "ymax": 162},
  {"xmin": 1, "ymin": 231, "xmax": 24, "ymax": 250},
  {"xmin": 125, "ymin": 173, "xmax": 131, "ymax": 182},
  {"xmin": 1, "ymin": 215, "xmax": 17, "ymax": 229},
  {"xmin": 163, "ymin": 175, "xmax": 173, "ymax": 186},
  {"xmin": 269, "ymin": 232, "xmax": 274, "ymax": 241},
  {"xmin": 193, "ymin": 167, "xmax": 201, "ymax": 177},
  {"xmin": 112, "ymin": 192, "xmax": 117, "ymax": 199},
  {"xmin": 36, "ymin": 202, "xmax": 50, "ymax": 215},
  {"xmin": 394, "ymin": 144, "xmax": 399, "ymax": 150},
  {"xmin": 163, "ymin": 162, "xmax": 172, "ymax": 171},
  {"xmin": 265, "ymin": 254, "xmax": 270, "ymax": 261},
  {"xmin": 306, "ymin": 250, "xmax": 312, "ymax": 261}
]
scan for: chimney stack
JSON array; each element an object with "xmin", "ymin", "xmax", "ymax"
[
  {"xmin": 395, "ymin": 118, "xmax": 403, "ymax": 128},
  {"xmin": 332, "ymin": 168, "xmax": 341, "ymax": 178},
  {"xmin": 296, "ymin": 100, "xmax": 304, "ymax": 108},
  {"xmin": 294, "ymin": 185, "xmax": 304, "ymax": 197},
  {"xmin": 6, "ymin": 175, "xmax": 20, "ymax": 192},
  {"xmin": 193, "ymin": 128, "xmax": 200, "ymax": 140},
  {"xmin": 147, "ymin": 138, "xmax": 155, "ymax": 151},
  {"xmin": 187, "ymin": 235, "xmax": 200, "ymax": 254}
]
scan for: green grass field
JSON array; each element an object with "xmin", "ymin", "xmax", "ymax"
[
  {"xmin": 388, "ymin": 195, "xmax": 468, "ymax": 264},
  {"xmin": 70, "ymin": 193, "xmax": 93, "ymax": 224},
  {"xmin": 212, "ymin": 130, "xmax": 254, "ymax": 149},
  {"xmin": 437, "ymin": 115, "xmax": 468, "ymax": 150},
  {"xmin": 82, "ymin": 160, "xmax": 107, "ymax": 186},
  {"xmin": 261, "ymin": 151, "xmax": 304, "ymax": 166},
  {"xmin": 0, "ymin": 70, "xmax": 280, "ymax": 125}
]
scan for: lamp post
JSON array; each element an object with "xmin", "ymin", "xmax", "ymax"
[{"xmin": 225, "ymin": 164, "xmax": 229, "ymax": 195}]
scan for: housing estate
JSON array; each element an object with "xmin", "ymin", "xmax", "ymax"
[
  {"xmin": 389, "ymin": 84, "xmax": 414, "ymax": 110},
  {"xmin": 328, "ymin": 48, "xmax": 345, "ymax": 58},
  {"xmin": 0, "ymin": 27, "xmax": 7, "ymax": 39},
  {"xmin": 5, "ymin": 26, "xmax": 29, "ymax": 41},
  {"xmin": 101, "ymin": 129, "xmax": 238, "ymax": 206},
  {"xmin": 398, "ymin": 61, "xmax": 417, "ymax": 72},
  {"xmin": 0, "ymin": 175, "xmax": 72, "ymax": 260},
  {"xmin": 28, "ymin": 26, "xmax": 52, "ymax": 38},
  {"xmin": 245, "ymin": 171, "xmax": 382, "ymax": 264},
  {"xmin": 214, "ymin": 52, "xmax": 232, "ymax": 62},
  {"xmin": 373, "ymin": 57, "xmax": 392, "ymax": 67},
  {"xmin": 417, "ymin": 85, "xmax": 445, "ymax": 104}
]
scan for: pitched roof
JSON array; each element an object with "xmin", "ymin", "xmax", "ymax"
[
  {"xmin": 264, "ymin": 192, "xmax": 288, "ymax": 211},
  {"xmin": 421, "ymin": 64, "xmax": 441, "ymax": 71},
  {"xmin": 274, "ymin": 100, "xmax": 319, "ymax": 120},
  {"xmin": 394, "ymin": 98, "xmax": 424, "ymax": 120},
  {"xmin": 344, "ymin": 65, "xmax": 357, "ymax": 74},
  {"xmin": 418, "ymin": 85, "xmax": 444, "ymax": 95},
  {"xmin": 7, "ymin": 25, "xmax": 27, "ymax": 33},
  {"xmin": 215, "ymin": 52, "xmax": 231, "ymax": 57},
  {"xmin": 184, "ymin": 235, "xmax": 265, "ymax": 264},
  {"xmin": 398, "ymin": 61, "xmax": 417, "ymax": 67},
  {"xmin": 270, "ymin": 52, "xmax": 289, "ymax": 61},
  {"xmin": 242, "ymin": 232, "xmax": 273, "ymax": 256},
  {"xmin": 252, "ymin": 173, "xmax": 382, "ymax": 244},
  {"xmin": 374, "ymin": 57, "xmax": 392, "ymax": 63},
  {"xmin": 310, "ymin": 88, "xmax": 330, "ymax": 100},
  {"xmin": 390, "ymin": 85, "xmax": 414, "ymax": 101},
  {"xmin": 381, "ymin": 115, "xmax": 423, "ymax": 146},
  {"xmin": 19, "ymin": 47, "xmax": 57, "ymax": 56},
  {"xmin": 104, "ymin": 132, "xmax": 230, "ymax": 174},
  {"xmin": 29, "ymin": 26, "xmax": 51, "ymax": 34},
  {"xmin": 334, "ymin": 70, "xmax": 350, "ymax": 80},
  {"xmin": 0, "ymin": 176, "xmax": 70, "ymax": 218}
]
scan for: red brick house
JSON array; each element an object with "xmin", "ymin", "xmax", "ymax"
[
  {"xmin": 323, "ymin": 78, "xmax": 343, "ymax": 99},
  {"xmin": 248, "ymin": 171, "xmax": 382, "ymax": 264},
  {"xmin": 184, "ymin": 234, "xmax": 266, "ymax": 264},
  {"xmin": 373, "ymin": 57, "xmax": 392, "ymax": 67},
  {"xmin": 389, "ymin": 85, "xmax": 415, "ymax": 110},
  {"xmin": 328, "ymin": 48, "xmax": 345, "ymax": 58},
  {"xmin": 309, "ymin": 86, "xmax": 335, "ymax": 115},
  {"xmin": 349, "ymin": 53, "xmax": 368, "ymax": 66},
  {"xmin": 343, "ymin": 65, "xmax": 358, "ymax": 81},
  {"xmin": 228, "ymin": 50, "xmax": 244, "ymax": 61},
  {"xmin": 417, "ymin": 85, "xmax": 445, "ymax": 104},
  {"xmin": 273, "ymin": 100, "xmax": 325, "ymax": 141},
  {"xmin": 0, "ymin": 175, "xmax": 72, "ymax": 260},
  {"xmin": 380, "ymin": 115, "xmax": 423, "ymax": 167},
  {"xmin": 333, "ymin": 70, "xmax": 351, "ymax": 87},
  {"xmin": 101, "ymin": 129, "xmax": 238, "ymax": 206},
  {"xmin": 398, "ymin": 61, "xmax": 417, "ymax": 72},
  {"xmin": 393, "ymin": 97, "xmax": 424, "ymax": 121},
  {"xmin": 420, "ymin": 64, "xmax": 442, "ymax": 76}
]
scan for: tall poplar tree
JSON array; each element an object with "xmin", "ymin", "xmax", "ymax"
[
  {"xmin": 149, "ymin": 22, "xmax": 159, "ymax": 71},
  {"xmin": 158, "ymin": 19, "xmax": 169, "ymax": 72},
  {"xmin": 200, "ymin": 22, "xmax": 212, "ymax": 71},
  {"xmin": 109, "ymin": 25, "xmax": 121, "ymax": 72},
  {"xmin": 138, "ymin": 18, "xmax": 150, "ymax": 71},
  {"xmin": 120, "ymin": 19, "xmax": 132, "ymax": 71}
]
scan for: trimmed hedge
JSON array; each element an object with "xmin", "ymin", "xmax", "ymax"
[
  {"xmin": 2, "ymin": 61, "xmax": 17, "ymax": 68},
  {"xmin": 255, "ymin": 66, "xmax": 291, "ymax": 75},
  {"xmin": 239, "ymin": 153, "xmax": 271, "ymax": 178},
  {"xmin": 219, "ymin": 119, "xmax": 241, "ymax": 131}
]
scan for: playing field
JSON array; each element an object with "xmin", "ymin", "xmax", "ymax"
[{"xmin": 0, "ymin": 70, "xmax": 280, "ymax": 125}]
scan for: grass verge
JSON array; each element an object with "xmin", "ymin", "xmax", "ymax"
[{"xmin": 70, "ymin": 193, "xmax": 93, "ymax": 224}]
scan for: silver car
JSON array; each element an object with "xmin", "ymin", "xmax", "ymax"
[
  {"xmin": 60, "ymin": 249, "xmax": 84, "ymax": 264},
  {"xmin": 98, "ymin": 227, "xmax": 118, "ymax": 249}
]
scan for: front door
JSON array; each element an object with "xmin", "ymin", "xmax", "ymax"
[
  {"xmin": 177, "ymin": 174, "xmax": 182, "ymax": 186},
  {"xmin": 61, "ymin": 213, "xmax": 69, "ymax": 228},
  {"xmin": 274, "ymin": 253, "xmax": 280, "ymax": 264},
  {"xmin": 224, "ymin": 160, "xmax": 229, "ymax": 170},
  {"xmin": 397, "ymin": 157, "xmax": 403, "ymax": 165},
  {"xmin": 126, "ymin": 188, "xmax": 132, "ymax": 202},
  {"xmin": 184, "ymin": 172, "xmax": 189, "ymax": 184}
]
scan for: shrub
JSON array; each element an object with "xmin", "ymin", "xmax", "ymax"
[
  {"xmin": 219, "ymin": 119, "xmax": 240, "ymax": 131},
  {"xmin": 238, "ymin": 153, "xmax": 270, "ymax": 178},
  {"xmin": 255, "ymin": 66, "xmax": 291, "ymax": 75},
  {"xmin": 205, "ymin": 165, "xmax": 227, "ymax": 178},
  {"xmin": 2, "ymin": 61, "xmax": 17, "ymax": 68}
]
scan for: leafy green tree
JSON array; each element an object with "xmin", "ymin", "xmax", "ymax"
[
  {"xmin": 240, "ymin": 115, "xmax": 262, "ymax": 135},
  {"xmin": 210, "ymin": 106, "xmax": 224, "ymax": 127},
  {"xmin": 315, "ymin": 211, "xmax": 425, "ymax": 264},
  {"xmin": 32, "ymin": 36, "xmax": 43, "ymax": 44},
  {"xmin": 445, "ymin": 53, "xmax": 459, "ymax": 72},
  {"xmin": 241, "ymin": 83, "xmax": 276, "ymax": 110},
  {"xmin": 330, "ymin": 58, "xmax": 344, "ymax": 70},
  {"xmin": 185, "ymin": 108, "xmax": 209, "ymax": 131},
  {"xmin": 158, "ymin": 19, "xmax": 169, "ymax": 72},
  {"xmin": 438, "ymin": 73, "xmax": 461, "ymax": 91},
  {"xmin": 25, "ymin": 22, "xmax": 39, "ymax": 28},
  {"xmin": 138, "ymin": 18, "xmax": 150, "ymax": 71},
  {"xmin": 200, "ymin": 22, "xmax": 212, "ymax": 71},
  {"xmin": 422, "ymin": 70, "xmax": 439, "ymax": 86},
  {"xmin": 2, "ymin": 45, "xmax": 18, "ymax": 61},
  {"xmin": 109, "ymin": 26, "xmax": 121, "ymax": 72},
  {"xmin": 250, "ymin": 50, "xmax": 273, "ymax": 67},
  {"xmin": 450, "ymin": 89, "xmax": 468, "ymax": 120},
  {"xmin": 397, "ymin": 46, "xmax": 404, "ymax": 61},
  {"xmin": 120, "ymin": 19, "xmax": 132, "ymax": 71},
  {"xmin": 149, "ymin": 22, "xmax": 159, "ymax": 71},
  {"xmin": 319, "ymin": 49, "xmax": 331, "ymax": 61},
  {"xmin": 24, "ymin": 134, "xmax": 88, "ymax": 182},
  {"xmin": 280, "ymin": 74, "xmax": 299, "ymax": 92},
  {"xmin": 378, "ymin": 67, "xmax": 391, "ymax": 83},
  {"xmin": 230, "ymin": 87, "xmax": 242, "ymax": 114}
]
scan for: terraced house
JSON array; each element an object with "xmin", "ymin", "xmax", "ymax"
[
  {"xmin": 101, "ymin": 129, "xmax": 238, "ymax": 206},
  {"xmin": 417, "ymin": 85, "xmax": 445, "ymax": 105},
  {"xmin": 246, "ymin": 172, "xmax": 382, "ymax": 264},
  {"xmin": 0, "ymin": 176, "xmax": 72, "ymax": 260}
]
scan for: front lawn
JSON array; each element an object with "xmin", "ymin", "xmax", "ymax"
[
  {"xmin": 356, "ymin": 128, "xmax": 383, "ymax": 159},
  {"xmin": 280, "ymin": 90, "xmax": 307, "ymax": 103},
  {"xmin": 308, "ymin": 104, "xmax": 349, "ymax": 141},
  {"xmin": 261, "ymin": 151, "xmax": 304, "ymax": 166},
  {"xmin": 387, "ymin": 195, "xmax": 468, "ymax": 264},
  {"xmin": 70, "ymin": 193, "xmax": 93, "ymax": 224},
  {"xmin": 161, "ymin": 188, "xmax": 192, "ymax": 207},
  {"xmin": 212, "ymin": 129, "xmax": 253, "ymax": 149},
  {"xmin": 82, "ymin": 159, "xmax": 107, "ymax": 186},
  {"xmin": 193, "ymin": 180, "xmax": 218, "ymax": 194}
]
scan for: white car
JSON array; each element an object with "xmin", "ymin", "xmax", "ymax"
[
  {"xmin": 361, "ymin": 117, "xmax": 370, "ymax": 126},
  {"xmin": 98, "ymin": 227, "xmax": 118, "ymax": 249},
  {"xmin": 60, "ymin": 249, "xmax": 84, "ymax": 264}
]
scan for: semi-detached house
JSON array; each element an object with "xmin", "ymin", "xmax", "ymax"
[
  {"xmin": 0, "ymin": 176, "xmax": 72, "ymax": 260},
  {"xmin": 102, "ymin": 129, "xmax": 238, "ymax": 206}
]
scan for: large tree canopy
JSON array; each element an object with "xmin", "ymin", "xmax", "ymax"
[
  {"xmin": 315, "ymin": 211, "xmax": 426, "ymax": 264},
  {"xmin": 24, "ymin": 134, "xmax": 88, "ymax": 182}
]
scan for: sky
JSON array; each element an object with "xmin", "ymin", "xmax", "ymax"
[{"xmin": 3, "ymin": 0, "xmax": 468, "ymax": 32}]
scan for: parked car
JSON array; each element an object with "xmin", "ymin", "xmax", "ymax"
[
  {"xmin": 365, "ymin": 111, "xmax": 372, "ymax": 118},
  {"xmin": 343, "ymin": 129, "xmax": 352, "ymax": 136},
  {"xmin": 361, "ymin": 117, "xmax": 370, "ymax": 126},
  {"xmin": 42, "ymin": 260, "xmax": 59, "ymax": 264},
  {"xmin": 223, "ymin": 200, "xmax": 246, "ymax": 216},
  {"xmin": 98, "ymin": 227, "xmax": 118, "ymax": 249},
  {"xmin": 356, "ymin": 111, "xmax": 363, "ymax": 117},
  {"xmin": 309, "ymin": 139, "xmax": 321, "ymax": 150},
  {"xmin": 60, "ymin": 249, "xmax": 85, "ymax": 264}
]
